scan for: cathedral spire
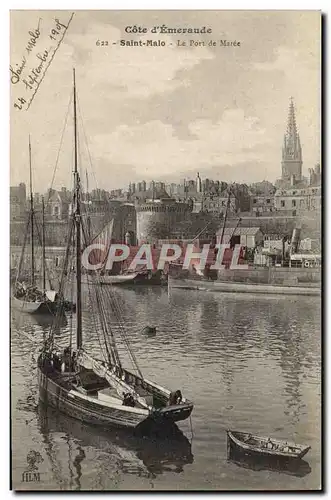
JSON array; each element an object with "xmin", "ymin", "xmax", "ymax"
[
  {"xmin": 286, "ymin": 97, "xmax": 298, "ymax": 137},
  {"xmin": 281, "ymin": 97, "xmax": 302, "ymax": 183}
]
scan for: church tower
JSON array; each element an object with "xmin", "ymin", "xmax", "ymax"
[{"xmin": 281, "ymin": 97, "xmax": 302, "ymax": 183}]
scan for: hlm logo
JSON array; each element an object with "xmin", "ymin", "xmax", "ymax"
[
  {"xmin": 21, "ymin": 471, "xmax": 41, "ymax": 483},
  {"xmin": 21, "ymin": 450, "xmax": 44, "ymax": 483}
]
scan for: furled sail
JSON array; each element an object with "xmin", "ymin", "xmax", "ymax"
[
  {"xmin": 77, "ymin": 350, "xmax": 151, "ymax": 410},
  {"xmin": 88, "ymin": 219, "xmax": 114, "ymax": 268}
]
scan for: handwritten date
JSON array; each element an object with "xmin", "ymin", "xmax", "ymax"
[
  {"xmin": 49, "ymin": 19, "xmax": 68, "ymax": 41},
  {"xmin": 11, "ymin": 15, "xmax": 72, "ymax": 111}
]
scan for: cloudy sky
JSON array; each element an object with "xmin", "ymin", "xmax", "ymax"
[{"xmin": 10, "ymin": 10, "xmax": 320, "ymax": 193}]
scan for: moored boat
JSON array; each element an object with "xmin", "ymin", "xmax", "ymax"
[
  {"xmin": 12, "ymin": 142, "xmax": 65, "ymax": 316},
  {"xmin": 99, "ymin": 272, "xmax": 140, "ymax": 285},
  {"xmin": 12, "ymin": 290, "xmax": 59, "ymax": 314},
  {"xmin": 227, "ymin": 430, "xmax": 311, "ymax": 460},
  {"xmin": 37, "ymin": 70, "xmax": 193, "ymax": 433}
]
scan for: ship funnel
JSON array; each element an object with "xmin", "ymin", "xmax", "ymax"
[{"xmin": 290, "ymin": 228, "xmax": 301, "ymax": 254}]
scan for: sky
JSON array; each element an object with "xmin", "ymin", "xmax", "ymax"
[{"xmin": 10, "ymin": 10, "xmax": 321, "ymax": 193}]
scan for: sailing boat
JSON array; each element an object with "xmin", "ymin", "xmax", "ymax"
[
  {"xmin": 12, "ymin": 139, "xmax": 61, "ymax": 315},
  {"xmin": 38, "ymin": 70, "xmax": 193, "ymax": 431}
]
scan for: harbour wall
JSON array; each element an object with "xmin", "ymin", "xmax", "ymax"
[
  {"xmin": 217, "ymin": 267, "xmax": 321, "ymax": 285},
  {"xmin": 170, "ymin": 265, "xmax": 321, "ymax": 286}
]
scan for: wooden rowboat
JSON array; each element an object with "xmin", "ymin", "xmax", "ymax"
[{"xmin": 227, "ymin": 430, "xmax": 310, "ymax": 460}]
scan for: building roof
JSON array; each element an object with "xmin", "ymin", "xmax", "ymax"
[
  {"xmin": 217, "ymin": 226, "xmax": 262, "ymax": 236},
  {"xmin": 132, "ymin": 188, "xmax": 170, "ymax": 200},
  {"xmin": 275, "ymin": 186, "xmax": 321, "ymax": 196},
  {"xmin": 48, "ymin": 190, "xmax": 71, "ymax": 204}
]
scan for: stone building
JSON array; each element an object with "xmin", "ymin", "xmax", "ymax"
[
  {"xmin": 274, "ymin": 186, "xmax": 321, "ymax": 214},
  {"xmin": 309, "ymin": 163, "xmax": 321, "ymax": 187},
  {"xmin": 10, "ymin": 183, "xmax": 26, "ymax": 219},
  {"xmin": 250, "ymin": 194, "xmax": 275, "ymax": 214},
  {"xmin": 136, "ymin": 189, "xmax": 192, "ymax": 244},
  {"xmin": 46, "ymin": 188, "xmax": 70, "ymax": 220},
  {"xmin": 218, "ymin": 185, "xmax": 251, "ymax": 215},
  {"xmin": 216, "ymin": 226, "xmax": 264, "ymax": 249}
]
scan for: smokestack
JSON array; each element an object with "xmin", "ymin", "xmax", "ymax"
[{"xmin": 290, "ymin": 228, "xmax": 301, "ymax": 254}]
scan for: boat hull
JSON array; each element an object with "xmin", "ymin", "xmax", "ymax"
[
  {"xmin": 227, "ymin": 430, "xmax": 311, "ymax": 460},
  {"xmin": 98, "ymin": 273, "xmax": 139, "ymax": 286},
  {"xmin": 11, "ymin": 295, "xmax": 59, "ymax": 315},
  {"xmin": 38, "ymin": 368, "xmax": 193, "ymax": 430},
  {"xmin": 38, "ymin": 369, "xmax": 149, "ymax": 429},
  {"xmin": 98, "ymin": 272, "xmax": 166, "ymax": 287},
  {"xmin": 168, "ymin": 277, "xmax": 320, "ymax": 296}
]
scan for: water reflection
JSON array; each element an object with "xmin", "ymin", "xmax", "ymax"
[
  {"xmin": 194, "ymin": 293, "xmax": 320, "ymax": 427},
  {"xmin": 11, "ymin": 309, "xmax": 68, "ymax": 335},
  {"xmin": 37, "ymin": 404, "xmax": 194, "ymax": 489},
  {"xmin": 228, "ymin": 448, "xmax": 311, "ymax": 478},
  {"xmin": 11, "ymin": 288, "xmax": 321, "ymax": 490}
]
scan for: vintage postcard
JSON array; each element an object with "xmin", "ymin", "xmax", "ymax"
[{"xmin": 10, "ymin": 10, "xmax": 321, "ymax": 491}]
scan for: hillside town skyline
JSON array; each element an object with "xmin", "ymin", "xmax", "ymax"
[
  {"xmin": 11, "ymin": 97, "xmax": 321, "ymax": 217},
  {"xmin": 10, "ymin": 99, "xmax": 320, "ymax": 194}
]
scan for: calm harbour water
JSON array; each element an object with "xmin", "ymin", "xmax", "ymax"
[{"xmin": 11, "ymin": 286, "xmax": 321, "ymax": 491}]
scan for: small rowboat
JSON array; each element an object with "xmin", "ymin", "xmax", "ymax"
[{"xmin": 227, "ymin": 430, "xmax": 310, "ymax": 460}]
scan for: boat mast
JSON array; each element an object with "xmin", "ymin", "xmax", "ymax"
[
  {"xmin": 41, "ymin": 196, "xmax": 46, "ymax": 294},
  {"xmin": 73, "ymin": 69, "xmax": 82, "ymax": 350},
  {"xmin": 219, "ymin": 188, "xmax": 231, "ymax": 244},
  {"xmin": 85, "ymin": 169, "xmax": 91, "ymax": 242},
  {"xmin": 29, "ymin": 135, "xmax": 35, "ymax": 286}
]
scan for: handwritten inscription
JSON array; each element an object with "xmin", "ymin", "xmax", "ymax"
[
  {"xmin": 25, "ymin": 19, "xmax": 41, "ymax": 54},
  {"xmin": 11, "ymin": 14, "xmax": 74, "ymax": 111}
]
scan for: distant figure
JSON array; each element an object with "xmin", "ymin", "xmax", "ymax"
[
  {"xmin": 52, "ymin": 352, "xmax": 62, "ymax": 372},
  {"xmin": 71, "ymin": 351, "xmax": 77, "ymax": 372},
  {"xmin": 168, "ymin": 389, "xmax": 182, "ymax": 406},
  {"xmin": 123, "ymin": 392, "xmax": 135, "ymax": 407},
  {"xmin": 175, "ymin": 390, "xmax": 182, "ymax": 404}
]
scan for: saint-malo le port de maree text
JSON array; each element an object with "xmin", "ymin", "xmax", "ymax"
[{"xmin": 95, "ymin": 25, "xmax": 241, "ymax": 48}]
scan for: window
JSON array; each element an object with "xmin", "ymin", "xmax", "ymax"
[
  {"xmin": 266, "ymin": 199, "xmax": 271, "ymax": 203},
  {"xmin": 281, "ymin": 200, "xmax": 285, "ymax": 207},
  {"xmin": 292, "ymin": 210, "xmax": 297, "ymax": 216},
  {"xmin": 292, "ymin": 200, "xmax": 296, "ymax": 207},
  {"xmin": 253, "ymin": 198, "xmax": 257, "ymax": 204}
]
